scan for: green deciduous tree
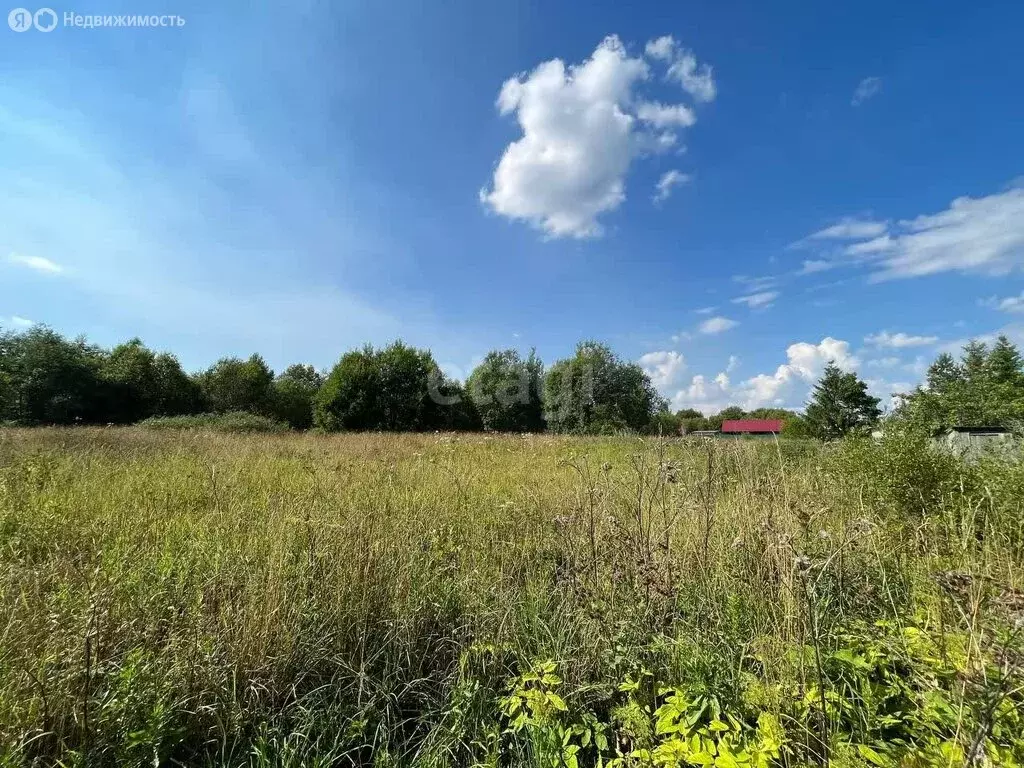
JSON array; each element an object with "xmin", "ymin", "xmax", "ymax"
[
  {"xmin": 99, "ymin": 338, "xmax": 161, "ymax": 423},
  {"xmin": 0, "ymin": 368, "xmax": 13, "ymax": 422},
  {"xmin": 271, "ymin": 364, "xmax": 324, "ymax": 429},
  {"xmin": 197, "ymin": 355, "xmax": 275, "ymax": 416},
  {"xmin": 898, "ymin": 336, "xmax": 1024, "ymax": 430},
  {"xmin": 804, "ymin": 362, "xmax": 881, "ymax": 440},
  {"xmin": 314, "ymin": 342, "xmax": 460, "ymax": 432},
  {"xmin": 466, "ymin": 349, "xmax": 544, "ymax": 432},
  {"xmin": 152, "ymin": 353, "xmax": 203, "ymax": 417},
  {"xmin": 543, "ymin": 341, "xmax": 663, "ymax": 434},
  {"xmin": 648, "ymin": 408, "xmax": 683, "ymax": 435},
  {"xmin": 717, "ymin": 405, "xmax": 745, "ymax": 422},
  {"xmin": 0, "ymin": 327, "xmax": 105, "ymax": 424}
]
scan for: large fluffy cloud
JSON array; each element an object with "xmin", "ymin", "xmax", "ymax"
[
  {"xmin": 651, "ymin": 337, "xmax": 859, "ymax": 414},
  {"xmin": 482, "ymin": 35, "xmax": 714, "ymax": 238},
  {"xmin": 739, "ymin": 338, "xmax": 858, "ymax": 409},
  {"xmin": 639, "ymin": 350, "xmax": 686, "ymax": 389}
]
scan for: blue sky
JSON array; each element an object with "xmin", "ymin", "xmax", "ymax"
[{"xmin": 2, "ymin": 0, "xmax": 1023, "ymax": 413}]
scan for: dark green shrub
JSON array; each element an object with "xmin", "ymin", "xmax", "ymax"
[{"xmin": 138, "ymin": 412, "xmax": 289, "ymax": 433}]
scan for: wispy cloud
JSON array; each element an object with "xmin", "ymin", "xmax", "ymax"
[
  {"xmin": 796, "ymin": 259, "xmax": 838, "ymax": 275},
  {"xmin": 792, "ymin": 186, "xmax": 1024, "ymax": 281},
  {"xmin": 981, "ymin": 292, "xmax": 1024, "ymax": 313},
  {"xmin": 732, "ymin": 274, "xmax": 778, "ymax": 291},
  {"xmin": 653, "ymin": 169, "xmax": 690, "ymax": 204},
  {"xmin": 792, "ymin": 217, "xmax": 887, "ymax": 247},
  {"xmin": 0, "ymin": 80, "xmax": 439, "ymax": 371},
  {"xmin": 812, "ymin": 218, "xmax": 887, "ymax": 240},
  {"xmin": 865, "ymin": 330, "xmax": 939, "ymax": 349},
  {"xmin": 699, "ymin": 316, "xmax": 738, "ymax": 334},
  {"xmin": 732, "ymin": 290, "xmax": 779, "ymax": 309},
  {"xmin": 866, "ymin": 356, "xmax": 901, "ymax": 369},
  {"xmin": 3, "ymin": 315, "xmax": 34, "ymax": 328},
  {"xmin": 7, "ymin": 252, "xmax": 63, "ymax": 274},
  {"xmin": 851, "ymin": 76, "xmax": 882, "ymax": 106}
]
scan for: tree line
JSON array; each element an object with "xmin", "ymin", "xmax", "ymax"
[
  {"xmin": 2, "ymin": 325, "xmax": 1020, "ymax": 437},
  {"xmin": 0, "ymin": 329, "xmax": 664, "ymax": 434},
  {"xmin": 897, "ymin": 336, "xmax": 1024, "ymax": 430}
]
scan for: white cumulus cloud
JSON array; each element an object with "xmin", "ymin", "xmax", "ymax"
[
  {"xmin": 636, "ymin": 101, "xmax": 696, "ymax": 128},
  {"xmin": 660, "ymin": 338, "xmax": 860, "ymax": 414},
  {"xmin": 639, "ymin": 350, "xmax": 686, "ymax": 389},
  {"xmin": 668, "ymin": 372, "xmax": 733, "ymax": 414},
  {"xmin": 482, "ymin": 35, "xmax": 713, "ymax": 239},
  {"xmin": 647, "ymin": 36, "xmax": 717, "ymax": 102},
  {"xmin": 4, "ymin": 315, "xmax": 34, "ymax": 328},
  {"xmin": 644, "ymin": 36, "xmax": 676, "ymax": 61},
  {"xmin": 736, "ymin": 337, "xmax": 859, "ymax": 409}
]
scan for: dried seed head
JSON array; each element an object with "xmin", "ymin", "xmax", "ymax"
[
  {"xmin": 851, "ymin": 517, "xmax": 875, "ymax": 534},
  {"xmin": 935, "ymin": 570, "xmax": 974, "ymax": 593}
]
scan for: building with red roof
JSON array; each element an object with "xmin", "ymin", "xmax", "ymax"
[{"xmin": 720, "ymin": 419, "xmax": 783, "ymax": 435}]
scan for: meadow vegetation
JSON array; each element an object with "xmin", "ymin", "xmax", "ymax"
[{"xmin": 1, "ymin": 427, "xmax": 1022, "ymax": 767}]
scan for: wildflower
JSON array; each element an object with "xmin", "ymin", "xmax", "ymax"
[{"xmin": 818, "ymin": 529, "xmax": 831, "ymax": 541}]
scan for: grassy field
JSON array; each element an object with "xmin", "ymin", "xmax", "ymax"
[{"xmin": 0, "ymin": 428, "xmax": 1022, "ymax": 767}]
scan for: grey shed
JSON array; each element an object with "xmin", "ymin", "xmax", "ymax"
[{"xmin": 933, "ymin": 426, "xmax": 1014, "ymax": 456}]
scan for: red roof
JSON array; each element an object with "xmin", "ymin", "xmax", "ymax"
[{"xmin": 721, "ymin": 419, "xmax": 783, "ymax": 433}]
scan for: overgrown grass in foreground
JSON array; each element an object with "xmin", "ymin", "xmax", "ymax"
[{"xmin": 0, "ymin": 429, "xmax": 1022, "ymax": 767}]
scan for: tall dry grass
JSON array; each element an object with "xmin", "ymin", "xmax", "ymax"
[{"xmin": 0, "ymin": 428, "xmax": 1021, "ymax": 766}]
